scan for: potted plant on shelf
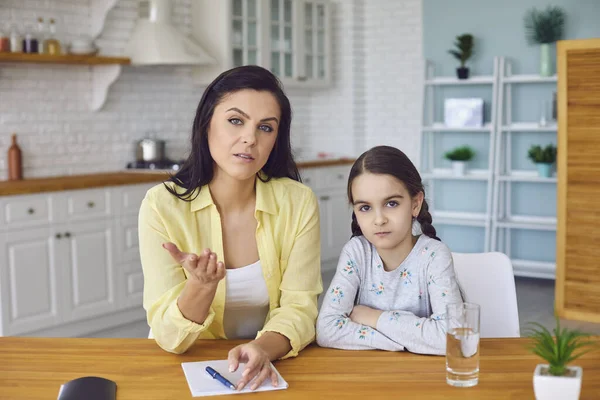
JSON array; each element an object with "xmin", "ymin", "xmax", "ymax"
[
  {"xmin": 524, "ymin": 6, "xmax": 566, "ymax": 77},
  {"xmin": 448, "ymin": 34, "xmax": 474, "ymax": 79},
  {"xmin": 527, "ymin": 318, "xmax": 597, "ymax": 400},
  {"xmin": 527, "ymin": 144, "xmax": 557, "ymax": 178},
  {"xmin": 445, "ymin": 146, "xmax": 475, "ymax": 176}
]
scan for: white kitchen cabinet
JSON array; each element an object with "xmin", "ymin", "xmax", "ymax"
[
  {"xmin": 300, "ymin": 164, "xmax": 352, "ymax": 267},
  {"xmin": 59, "ymin": 219, "xmax": 117, "ymax": 322},
  {"xmin": 191, "ymin": 0, "xmax": 331, "ymax": 88},
  {"xmin": 0, "ymin": 226, "xmax": 62, "ymax": 336},
  {"xmin": 0, "ymin": 183, "xmax": 155, "ymax": 337}
]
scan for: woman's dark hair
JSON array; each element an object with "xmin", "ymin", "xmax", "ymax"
[
  {"xmin": 347, "ymin": 145, "xmax": 440, "ymax": 241},
  {"xmin": 166, "ymin": 65, "xmax": 300, "ymax": 200}
]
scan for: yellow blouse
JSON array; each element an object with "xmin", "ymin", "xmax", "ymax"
[{"xmin": 138, "ymin": 176, "xmax": 322, "ymax": 358}]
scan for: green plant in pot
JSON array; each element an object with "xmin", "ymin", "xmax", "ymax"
[
  {"xmin": 527, "ymin": 144, "xmax": 556, "ymax": 178},
  {"xmin": 448, "ymin": 34, "xmax": 474, "ymax": 79},
  {"xmin": 527, "ymin": 318, "xmax": 597, "ymax": 400},
  {"xmin": 524, "ymin": 6, "xmax": 566, "ymax": 77},
  {"xmin": 445, "ymin": 146, "xmax": 475, "ymax": 176}
]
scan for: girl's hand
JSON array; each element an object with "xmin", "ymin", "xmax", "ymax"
[
  {"xmin": 227, "ymin": 342, "xmax": 279, "ymax": 391},
  {"xmin": 162, "ymin": 242, "xmax": 225, "ymax": 287},
  {"xmin": 350, "ymin": 304, "xmax": 383, "ymax": 329}
]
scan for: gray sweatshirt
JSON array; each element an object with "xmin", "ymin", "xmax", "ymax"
[{"xmin": 316, "ymin": 235, "xmax": 463, "ymax": 355}]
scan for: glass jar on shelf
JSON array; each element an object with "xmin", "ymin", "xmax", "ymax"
[
  {"xmin": 43, "ymin": 18, "xmax": 61, "ymax": 55},
  {"xmin": 9, "ymin": 22, "xmax": 23, "ymax": 53},
  {"xmin": 22, "ymin": 22, "xmax": 38, "ymax": 53},
  {"xmin": 0, "ymin": 24, "xmax": 10, "ymax": 52}
]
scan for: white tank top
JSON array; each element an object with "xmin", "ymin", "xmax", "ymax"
[{"xmin": 223, "ymin": 260, "xmax": 270, "ymax": 339}]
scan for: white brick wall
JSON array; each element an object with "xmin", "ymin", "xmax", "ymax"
[
  {"xmin": 363, "ymin": 0, "xmax": 423, "ymax": 164},
  {"xmin": 0, "ymin": 0, "xmax": 423, "ymax": 178}
]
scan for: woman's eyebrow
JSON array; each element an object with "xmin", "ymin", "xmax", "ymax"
[{"xmin": 226, "ymin": 107, "xmax": 279, "ymax": 124}]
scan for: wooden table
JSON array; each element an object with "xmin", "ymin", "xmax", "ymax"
[{"xmin": 1, "ymin": 337, "xmax": 599, "ymax": 399}]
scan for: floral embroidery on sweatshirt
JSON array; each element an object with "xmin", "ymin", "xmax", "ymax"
[
  {"xmin": 420, "ymin": 246, "xmax": 429, "ymax": 256},
  {"xmin": 376, "ymin": 263, "xmax": 383, "ymax": 269},
  {"xmin": 400, "ymin": 268, "xmax": 412, "ymax": 285},
  {"xmin": 370, "ymin": 281, "xmax": 385, "ymax": 295},
  {"xmin": 334, "ymin": 315, "xmax": 349, "ymax": 329},
  {"xmin": 428, "ymin": 274, "xmax": 437, "ymax": 286},
  {"xmin": 358, "ymin": 325, "xmax": 374, "ymax": 340},
  {"xmin": 418, "ymin": 290, "xmax": 423, "ymax": 300},
  {"xmin": 330, "ymin": 286, "xmax": 344, "ymax": 303},
  {"xmin": 343, "ymin": 259, "xmax": 357, "ymax": 275},
  {"xmin": 389, "ymin": 311, "xmax": 401, "ymax": 322}
]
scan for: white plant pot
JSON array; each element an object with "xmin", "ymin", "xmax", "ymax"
[
  {"xmin": 451, "ymin": 161, "xmax": 467, "ymax": 176},
  {"xmin": 533, "ymin": 364, "xmax": 582, "ymax": 400}
]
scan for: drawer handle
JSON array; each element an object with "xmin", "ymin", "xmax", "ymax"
[
  {"xmin": 55, "ymin": 233, "xmax": 62, "ymax": 239},
  {"xmin": 305, "ymin": 178, "xmax": 311, "ymax": 183},
  {"xmin": 320, "ymin": 195, "xmax": 330, "ymax": 201},
  {"xmin": 64, "ymin": 232, "xmax": 71, "ymax": 238},
  {"xmin": 337, "ymin": 174, "xmax": 345, "ymax": 180},
  {"xmin": 27, "ymin": 208, "xmax": 35, "ymax": 215},
  {"xmin": 87, "ymin": 201, "xmax": 95, "ymax": 208}
]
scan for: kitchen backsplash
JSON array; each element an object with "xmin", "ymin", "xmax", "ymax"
[{"xmin": 0, "ymin": 0, "xmax": 423, "ymax": 179}]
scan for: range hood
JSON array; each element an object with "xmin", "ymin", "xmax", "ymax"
[{"xmin": 125, "ymin": 0, "xmax": 215, "ymax": 66}]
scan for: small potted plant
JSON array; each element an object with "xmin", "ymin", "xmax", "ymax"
[
  {"xmin": 527, "ymin": 318, "xmax": 597, "ymax": 400},
  {"xmin": 524, "ymin": 6, "xmax": 566, "ymax": 77},
  {"xmin": 448, "ymin": 34, "xmax": 474, "ymax": 79},
  {"xmin": 527, "ymin": 144, "xmax": 557, "ymax": 178},
  {"xmin": 445, "ymin": 146, "xmax": 475, "ymax": 176}
]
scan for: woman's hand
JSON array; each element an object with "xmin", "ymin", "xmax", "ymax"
[
  {"xmin": 228, "ymin": 342, "xmax": 279, "ymax": 391},
  {"xmin": 350, "ymin": 304, "xmax": 383, "ymax": 329},
  {"xmin": 162, "ymin": 242, "xmax": 225, "ymax": 287}
]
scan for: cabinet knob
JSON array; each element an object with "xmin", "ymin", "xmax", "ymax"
[
  {"xmin": 87, "ymin": 201, "xmax": 95, "ymax": 208},
  {"xmin": 337, "ymin": 174, "xmax": 345, "ymax": 180},
  {"xmin": 27, "ymin": 208, "xmax": 35, "ymax": 214},
  {"xmin": 320, "ymin": 195, "xmax": 330, "ymax": 201},
  {"xmin": 64, "ymin": 232, "xmax": 71, "ymax": 238},
  {"xmin": 305, "ymin": 177, "xmax": 311, "ymax": 183},
  {"xmin": 55, "ymin": 233, "xmax": 62, "ymax": 239}
]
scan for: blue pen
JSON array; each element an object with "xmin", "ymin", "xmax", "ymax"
[{"xmin": 206, "ymin": 366, "xmax": 236, "ymax": 390}]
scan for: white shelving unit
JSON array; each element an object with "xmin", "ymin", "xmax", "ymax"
[
  {"xmin": 420, "ymin": 58, "xmax": 500, "ymax": 252},
  {"xmin": 491, "ymin": 57, "xmax": 557, "ymax": 279}
]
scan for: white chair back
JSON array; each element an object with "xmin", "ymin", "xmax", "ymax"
[
  {"xmin": 148, "ymin": 329, "xmax": 154, "ymax": 339},
  {"xmin": 451, "ymin": 252, "xmax": 520, "ymax": 338}
]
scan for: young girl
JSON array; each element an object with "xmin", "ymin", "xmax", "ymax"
[{"xmin": 316, "ymin": 145, "xmax": 462, "ymax": 355}]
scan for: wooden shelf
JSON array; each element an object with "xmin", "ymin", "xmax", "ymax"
[{"xmin": 0, "ymin": 52, "xmax": 130, "ymax": 66}]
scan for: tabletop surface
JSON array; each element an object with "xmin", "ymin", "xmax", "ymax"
[{"xmin": 1, "ymin": 336, "xmax": 599, "ymax": 399}]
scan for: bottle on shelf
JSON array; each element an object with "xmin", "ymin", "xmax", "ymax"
[
  {"xmin": 22, "ymin": 22, "xmax": 38, "ymax": 53},
  {"xmin": 0, "ymin": 24, "xmax": 10, "ymax": 52},
  {"xmin": 9, "ymin": 22, "xmax": 23, "ymax": 53},
  {"xmin": 36, "ymin": 17, "xmax": 47, "ymax": 53},
  {"xmin": 8, "ymin": 133, "xmax": 23, "ymax": 181},
  {"xmin": 43, "ymin": 18, "xmax": 61, "ymax": 55}
]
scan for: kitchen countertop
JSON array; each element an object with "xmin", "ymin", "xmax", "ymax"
[{"xmin": 0, "ymin": 158, "xmax": 355, "ymax": 196}]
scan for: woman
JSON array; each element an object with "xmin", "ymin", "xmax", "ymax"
[{"xmin": 139, "ymin": 65, "xmax": 322, "ymax": 391}]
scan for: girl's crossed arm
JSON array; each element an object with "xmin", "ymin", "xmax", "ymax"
[
  {"xmin": 316, "ymin": 247, "xmax": 405, "ymax": 351},
  {"xmin": 374, "ymin": 247, "xmax": 462, "ymax": 355}
]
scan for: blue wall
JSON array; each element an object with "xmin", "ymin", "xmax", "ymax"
[
  {"xmin": 422, "ymin": 0, "xmax": 600, "ymax": 261},
  {"xmin": 423, "ymin": 0, "xmax": 600, "ymax": 76}
]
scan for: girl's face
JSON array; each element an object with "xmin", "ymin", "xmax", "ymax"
[
  {"xmin": 351, "ymin": 172, "xmax": 423, "ymax": 252},
  {"xmin": 208, "ymin": 89, "xmax": 281, "ymax": 182}
]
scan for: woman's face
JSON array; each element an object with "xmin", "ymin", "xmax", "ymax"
[{"xmin": 208, "ymin": 89, "xmax": 281, "ymax": 182}]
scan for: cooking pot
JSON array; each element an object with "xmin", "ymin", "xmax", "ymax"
[{"xmin": 135, "ymin": 136, "xmax": 166, "ymax": 162}]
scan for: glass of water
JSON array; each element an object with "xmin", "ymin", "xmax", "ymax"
[{"xmin": 445, "ymin": 302, "xmax": 481, "ymax": 387}]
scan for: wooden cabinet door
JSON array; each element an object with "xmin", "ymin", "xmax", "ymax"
[{"xmin": 556, "ymin": 38, "xmax": 600, "ymax": 323}]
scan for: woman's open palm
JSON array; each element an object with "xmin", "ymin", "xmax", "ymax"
[{"xmin": 162, "ymin": 242, "xmax": 226, "ymax": 286}]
